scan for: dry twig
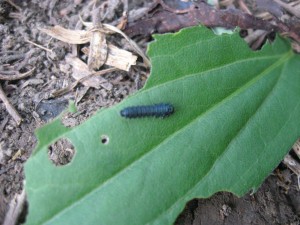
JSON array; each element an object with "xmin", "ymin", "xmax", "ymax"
[
  {"xmin": 283, "ymin": 154, "xmax": 300, "ymax": 190},
  {"xmin": 0, "ymin": 83, "xmax": 22, "ymax": 125},
  {"xmin": 5, "ymin": 0, "xmax": 21, "ymax": 11},
  {"xmin": 283, "ymin": 154, "xmax": 300, "ymax": 175},
  {"xmin": 274, "ymin": 0, "xmax": 300, "ymax": 18},
  {"xmin": 0, "ymin": 67, "xmax": 35, "ymax": 81},
  {"xmin": 292, "ymin": 138, "xmax": 300, "ymax": 159},
  {"xmin": 25, "ymin": 39, "xmax": 53, "ymax": 53},
  {"xmin": 3, "ymin": 188, "xmax": 26, "ymax": 225}
]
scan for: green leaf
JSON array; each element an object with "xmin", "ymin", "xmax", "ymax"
[{"xmin": 25, "ymin": 26, "xmax": 300, "ymax": 225}]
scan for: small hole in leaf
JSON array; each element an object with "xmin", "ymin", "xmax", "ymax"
[
  {"xmin": 101, "ymin": 135, "xmax": 109, "ymax": 145},
  {"xmin": 48, "ymin": 138, "xmax": 75, "ymax": 166}
]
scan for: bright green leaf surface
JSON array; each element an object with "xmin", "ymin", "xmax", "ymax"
[{"xmin": 25, "ymin": 26, "xmax": 300, "ymax": 225}]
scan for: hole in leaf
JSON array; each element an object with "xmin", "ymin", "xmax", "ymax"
[
  {"xmin": 48, "ymin": 138, "xmax": 75, "ymax": 166},
  {"xmin": 100, "ymin": 135, "xmax": 109, "ymax": 145}
]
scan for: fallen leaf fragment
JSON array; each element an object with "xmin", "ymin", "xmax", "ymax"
[
  {"xmin": 65, "ymin": 54, "xmax": 113, "ymax": 90},
  {"xmin": 39, "ymin": 26, "xmax": 90, "ymax": 44},
  {"xmin": 103, "ymin": 23, "xmax": 150, "ymax": 68},
  {"xmin": 80, "ymin": 20, "xmax": 150, "ymax": 67},
  {"xmin": 40, "ymin": 25, "xmax": 137, "ymax": 71}
]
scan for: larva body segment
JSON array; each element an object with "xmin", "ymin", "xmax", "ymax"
[{"xmin": 120, "ymin": 103, "xmax": 174, "ymax": 119}]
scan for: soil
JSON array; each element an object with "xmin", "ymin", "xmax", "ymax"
[
  {"xmin": 0, "ymin": 0, "xmax": 299, "ymax": 224},
  {"xmin": 176, "ymin": 172, "xmax": 300, "ymax": 225}
]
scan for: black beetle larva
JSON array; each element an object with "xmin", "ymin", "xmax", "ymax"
[{"xmin": 120, "ymin": 103, "xmax": 174, "ymax": 119}]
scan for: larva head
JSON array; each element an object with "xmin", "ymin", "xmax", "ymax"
[
  {"xmin": 163, "ymin": 103, "xmax": 174, "ymax": 116},
  {"xmin": 168, "ymin": 104, "xmax": 174, "ymax": 115},
  {"xmin": 120, "ymin": 109, "xmax": 129, "ymax": 118}
]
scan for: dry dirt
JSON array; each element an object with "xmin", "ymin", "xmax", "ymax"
[{"xmin": 0, "ymin": 0, "xmax": 299, "ymax": 224}]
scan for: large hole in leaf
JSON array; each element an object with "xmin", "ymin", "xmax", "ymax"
[{"xmin": 48, "ymin": 138, "xmax": 75, "ymax": 166}]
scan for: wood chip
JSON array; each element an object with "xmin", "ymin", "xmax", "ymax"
[
  {"xmin": 82, "ymin": 43, "xmax": 137, "ymax": 71},
  {"xmin": 87, "ymin": 8, "xmax": 108, "ymax": 70},
  {"xmin": 88, "ymin": 27, "xmax": 107, "ymax": 70},
  {"xmin": 11, "ymin": 149, "xmax": 21, "ymax": 161}
]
